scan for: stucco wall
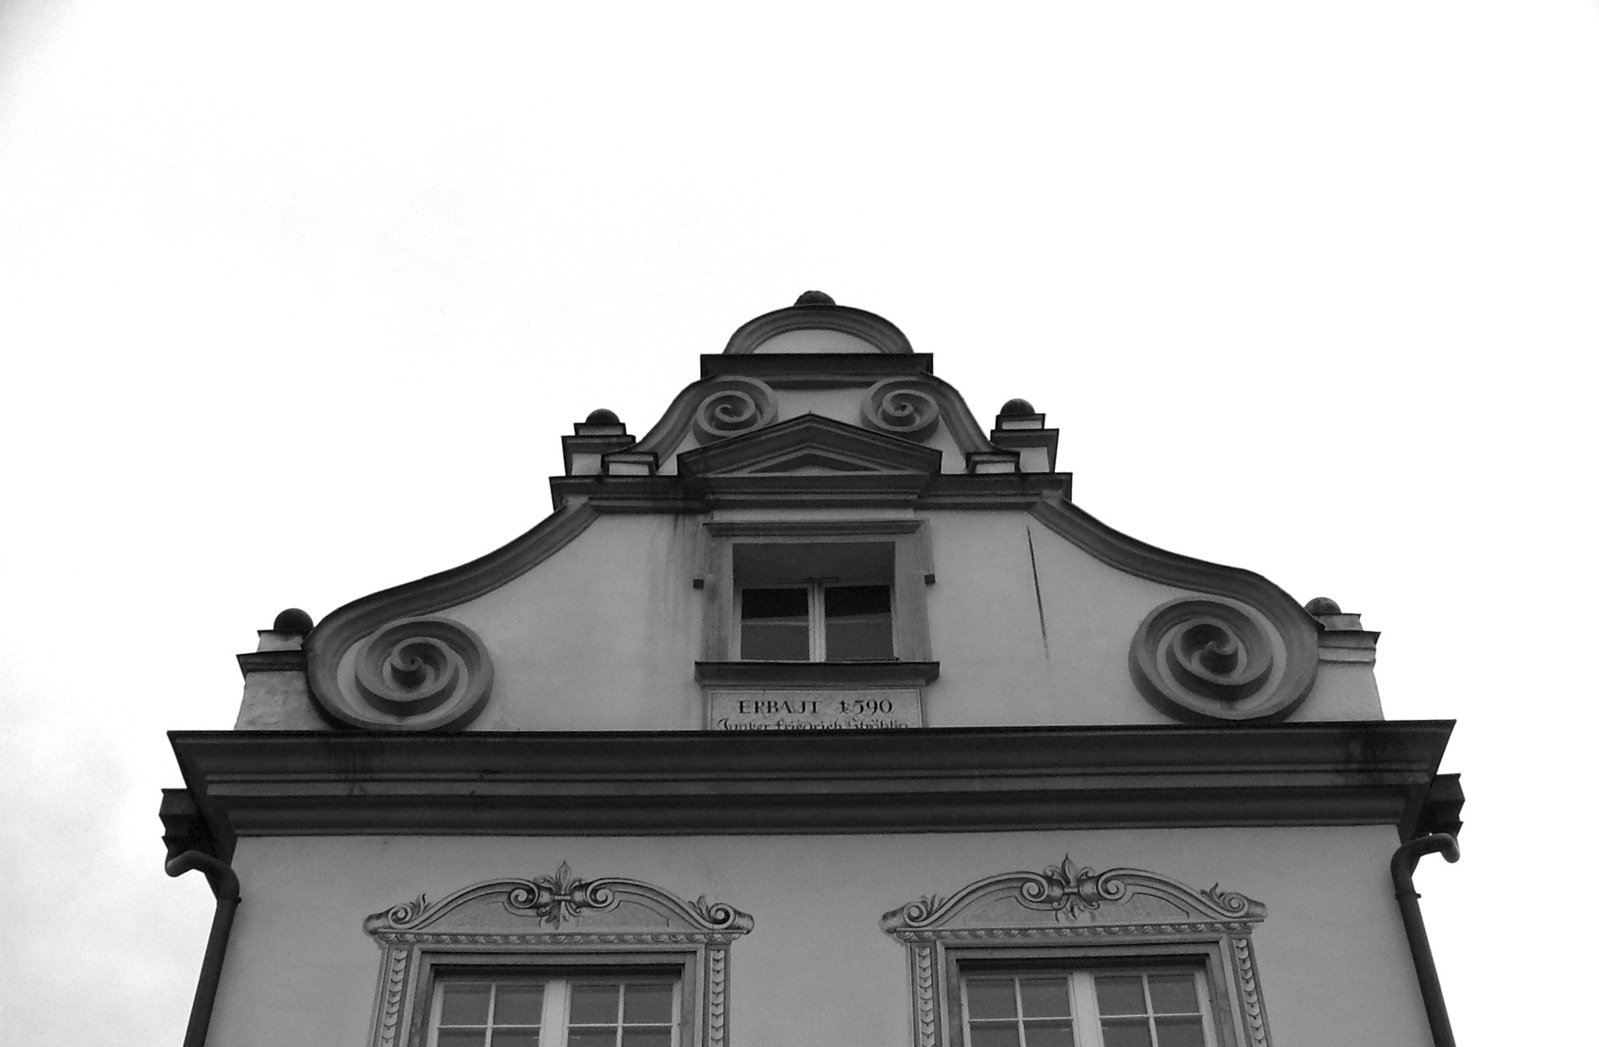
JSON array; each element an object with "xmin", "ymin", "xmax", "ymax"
[
  {"xmin": 376, "ymin": 510, "xmax": 1382, "ymax": 732},
  {"xmin": 208, "ymin": 826, "xmax": 1430, "ymax": 1047}
]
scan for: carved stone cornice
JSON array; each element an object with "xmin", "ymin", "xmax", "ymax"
[{"xmin": 168, "ymin": 721, "xmax": 1455, "ymax": 857}]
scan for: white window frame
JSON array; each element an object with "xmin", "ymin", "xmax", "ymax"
[
  {"xmin": 425, "ymin": 970, "xmax": 684, "ymax": 1047},
  {"xmin": 735, "ymin": 580, "xmax": 896, "ymax": 661},
  {"xmin": 956, "ymin": 961, "xmax": 1222, "ymax": 1047},
  {"xmin": 696, "ymin": 519, "xmax": 935, "ymax": 666}
]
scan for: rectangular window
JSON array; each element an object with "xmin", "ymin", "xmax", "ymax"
[
  {"xmin": 733, "ymin": 541, "xmax": 896, "ymax": 662},
  {"xmin": 738, "ymin": 581, "xmax": 893, "ymax": 661},
  {"xmin": 961, "ymin": 969, "xmax": 1213, "ymax": 1047},
  {"xmin": 429, "ymin": 975, "xmax": 680, "ymax": 1047}
]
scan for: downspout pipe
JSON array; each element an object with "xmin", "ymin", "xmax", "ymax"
[
  {"xmin": 1391, "ymin": 833, "xmax": 1459, "ymax": 1047},
  {"xmin": 167, "ymin": 850, "xmax": 241, "ymax": 1047}
]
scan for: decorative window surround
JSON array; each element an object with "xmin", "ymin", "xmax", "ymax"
[
  {"xmin": 880, "ymin": 853, "xmax": 1271, "ymax": 1047},
  {"xmin": 694, "ymin": 519, "xmax": 936, "ymax": 729},
  {"xmin": 363, "ymin": 864, "xmax": 753, "ymax": 1047}
]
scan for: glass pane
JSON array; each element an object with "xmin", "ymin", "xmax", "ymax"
[
  {"xmin": 495, "ymin": 985, "xmax": 544, "ymax": 1026},
  {"xmin": 623, "ymin": 984, "xmax": 675, "ymax": 1024},
  {"xmin": 1095, "ymin": 976, "xmax": 1147, "ymax": 1017},
  {"xmin": 491, "ymin": 1032, "xmax": 539, "ymax": 1047},
  {"xmin": 569, "ymin": 983, "xmax": 622, "ymax": 1025},
  {"xmin": 440, "ymin": 983, "xmax": 493, "ymax": 1025},
  {"xmin": 1018, "ymin": 977, "xmax": 1072, "ymax": 1018},
  {"xmin": 1101, "ymin": 1019, "xmax": 1154, "ymax": 1047},
  {"xmin": 1153, "ymin": 1017, "xmax": 1205, "ymax": 1047},
  {"xmin": 823, "ymin": 585, "xmax": 893, "ymax": 660},
  {"xmin": 620, "ymin": 1031, "xmax": 672, "ymax": 1047},
  {"xmin": 965, "ymin": 979, "xmax": 1018, "ymax": 1019},
  {"xmin": 1146, "ymin": 975, "xmax": 1198, "ymax": 1015},
  {"xmin": 567, "ymin": 1030, "xmax": 617, "ymax": 1047},
  {"xmin": 438, "ymin": 1032, "xmax": 485, "ymax": 1047},
  {"xmin": 740, "ymin": 588, "xmax": 810, "ymax": 660},
  {"xmin": 1023, "ymin": 1019, "xmax": 1076, "ymax": 1047},
  {"xmin": 967, "ymin": 1025, "xmax": 1022, "ymax": 1047}
]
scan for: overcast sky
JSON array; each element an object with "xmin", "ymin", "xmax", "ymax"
[{"xmin": 2, "ymin": 2, "xmax": 1596, "ymax": 1043}]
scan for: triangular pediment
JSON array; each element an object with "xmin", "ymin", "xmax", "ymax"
[{"xmin": 677, "ymin": 413, "xmax": 943, "ymax": 479}]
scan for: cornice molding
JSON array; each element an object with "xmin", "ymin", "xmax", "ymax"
[{"xmin": 168, "ymin": 721, "xmax": 1455, "ymax": 857}]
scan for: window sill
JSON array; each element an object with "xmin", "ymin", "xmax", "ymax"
[{"xmin": 694, "ymin": 660, "xmax": 940, "ymax": 687}]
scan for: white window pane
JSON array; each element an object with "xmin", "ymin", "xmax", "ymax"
[
  {"xmin": 494, "ymin": 985, "xmax": 543, "ymax": 1026},
  {"xmin": 622, "ymin": 985, "xmax": 675, "ymax": 1024},
  {"xmin": 567, "ymin": 1030, "xmax": 616, "ymax": 1047},
  {"xmin": 966, "ymin": 979, "xmax": 1019, "ymax": 1019},
  {"xmin": 1018, "ymin": 977, "xmax": 1072, "ymax": 1018},
  {"xmin": 620, "ymin": 1031, "xmax": 672, "ymax": 1047},
  {"xmin": 1023, "ymin": 1019, "xmax": 1076, "ymax": 1047},
  {"xmin": 823, "ymin": 585, "xmax": 893, "ymax": 660},
  {"xmin": 1101, "ymin": 1019, "xmax": 1154, "ymax": 1047},
  {"xmin": 1146, "ymin": 975, "xmax": 1198, "ymax": 1016},
  {"xmin": 968, "ymin": 1025, "xmax": 1022, "ymax": 1047},
  {"xmin": 740, "ymin": 588, "xmax": 810, "ymax": 660},
  {"xmin": 1153, "ymin": 1017, "xmax": 1205, "ymax": 1047},
  {"xmin": 490, "ymin": 1032, "xmax": 538, "ymax": 1047},
  {"xmin": 441, "ymin": 983, "xmax": 493, "ymax": 1025},
  {"xmin": 438, "ymin": 1032, "xmax": 485, "ymax": 1047},
  {"xmin": 1094, "ymin": 976, "xmax": 1148, "ymax": 1017}
]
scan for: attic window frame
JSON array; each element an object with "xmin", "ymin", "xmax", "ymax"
[{"xmin": 694, "ymin": 519, "xmax": 936, "ymax": 685}]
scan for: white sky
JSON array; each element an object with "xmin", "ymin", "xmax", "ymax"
[{"xmin": 1, "ymin": 2, "xmax": 1595, "ymax": 1043}]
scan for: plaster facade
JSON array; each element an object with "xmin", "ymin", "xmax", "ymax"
[{"xmin": 165, "ymin": 293, "xmax": 1459, "ymax": 1047}]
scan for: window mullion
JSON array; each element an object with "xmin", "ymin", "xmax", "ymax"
[
  {"xmin": 809, "ymin": 581, "xmax": 826, "ymax": 661},
  {"xmin": 545, "ymin": 977, "xmax": 571, "ymax": 1047},
  {"xmin": 1072, "ymin": 971, "xmax": 1102, "ymax": 1047}
]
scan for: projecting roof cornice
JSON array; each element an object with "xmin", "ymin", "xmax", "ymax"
[{"xmin": 167, "ymin": 721, "xmax": 1457, "ymax": 859}]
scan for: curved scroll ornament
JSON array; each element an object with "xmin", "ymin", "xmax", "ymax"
[
  {"xmin": 1129, "ymin": 596, "xmax": 1312, "ymax": 722},
  {"xmin": 860, "ymin": 377, "xmax": 941, "ymax": 442},
  {"xmin": 691, "ymin": 377, "xmax": 776, "ymax": 443},
  {"xmin": 331, "ymin": 616, "xmax": 494, "ymax": 730},
  {"xmin": 364, "ymin": 864, "xmax": 753, "ymax": 1047},
  {"xmin": 882, "ymin": 852, "xmax": 1272, "ymax": 1047}
]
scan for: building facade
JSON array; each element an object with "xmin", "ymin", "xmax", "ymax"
[{"xmin": 162, "ymin": 293, "xmax": 1462, "ymax": 1047}]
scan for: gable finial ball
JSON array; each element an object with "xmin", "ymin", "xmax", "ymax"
[
  {"xmin": 274, "ymin": 607, "xmax": 314, "ymax": 634},
  {"xmin": 585, "ymin": 408, "xmax": 621, "ymax": 425},
  {"xmin": 999, "ymin": 398, "xmax": 1036, "ymax": 416},
  {"xmin": 794, "ymin": 290, "xmax": 835, "ymax": 306},
  {"xmin": 1304, "ymin": 596, "xmax": 1342, "ymax": 615}
]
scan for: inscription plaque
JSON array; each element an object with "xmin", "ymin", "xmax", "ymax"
[{"xmin": 707, "ymin": 688, "xmax": 922, "ymax": 730}]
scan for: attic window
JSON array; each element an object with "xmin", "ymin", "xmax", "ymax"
[
  {"xmin": 695, "ymin": 521, "xmax": 937, "ymax": 690},
  {"xmin": 735, "ymin": 542, "xmax": 895, "ymax": 661}
]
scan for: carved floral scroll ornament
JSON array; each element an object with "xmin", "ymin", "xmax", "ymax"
[{"xmin": 364, "ymin": 864, "xmax": 753, "ymax": 1047}]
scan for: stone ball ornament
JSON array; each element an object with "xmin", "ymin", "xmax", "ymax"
[{"xmin": 1128, "ymin": 596, "xmax": 1313, "ymax": 722}]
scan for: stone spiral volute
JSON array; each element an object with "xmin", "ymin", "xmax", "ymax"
[
  {"xmin": 1129, "ymin": 597, "xmax": 1308, "ymax": 722},
  {"xmin": 347, "ymin": 616, "xmax": 494, "ymax": 730},
  {"xmin": 691, "ymin": 377, "xmax": 776, "ymax": 442},
  {"xmin": 861, "ymin": 377, "xmax": 941, "ymax": 441}
]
